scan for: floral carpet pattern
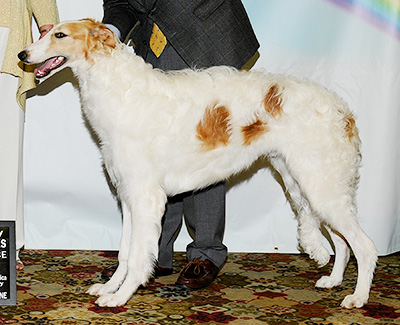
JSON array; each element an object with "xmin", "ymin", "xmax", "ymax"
[{"xmin": 0, "ymin": 250, "xmax": 399, "ymax": 324}]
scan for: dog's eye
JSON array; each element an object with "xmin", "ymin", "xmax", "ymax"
[{"xmin": 55, "ymin": 32, "xmax": 67, "ymax": 38}]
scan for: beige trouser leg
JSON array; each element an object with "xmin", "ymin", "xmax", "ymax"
[{"xmin": 0, "ymin": 71, "xmax": 25, "ymax": 260}]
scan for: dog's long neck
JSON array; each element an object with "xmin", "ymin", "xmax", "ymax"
[
  {"xmin": 71, "ymin": 45, "xmax": 160, "ymax": 141},
  {"xmin": 74, "ymin": 46, "xmax": 151, "ymax": 87}
]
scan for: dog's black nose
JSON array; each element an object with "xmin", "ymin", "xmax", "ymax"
[{"xmin": 18, "ymin": 50, "xmax": 28, "ymax": 62}]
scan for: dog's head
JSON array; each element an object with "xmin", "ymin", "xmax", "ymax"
[{"xmin": 18, "ymin": 19, "xmax": 117, "ymax": 79}]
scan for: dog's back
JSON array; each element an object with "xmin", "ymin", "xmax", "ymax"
[{"xmin": 77, "ymin": 46, "xmax": 359, "ymax": 197}]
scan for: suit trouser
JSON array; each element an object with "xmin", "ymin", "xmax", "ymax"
[
  {"xmin": 0, "ymin": 28, "xmax": 25, "ymax": 257},
  {"xmin": 157, "ymin": 182, "xmax": 227, "ymax": 269},
  {"xmin": 145, "ymin": 42, "xmax": 227, "ymax": 268}
]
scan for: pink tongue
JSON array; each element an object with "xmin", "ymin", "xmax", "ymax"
[{"xmin": 34, "ymin": 57, "xmax": 61, "ymax": 77}]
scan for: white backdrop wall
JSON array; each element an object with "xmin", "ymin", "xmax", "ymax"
[{"xmin": 24, "ymin": 0, "xmax": 400, "ymax": 255}]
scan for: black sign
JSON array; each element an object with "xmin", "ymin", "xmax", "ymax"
[{"xmin": 0, "ymin": 221, "xmax": 16, "ymax": 305}]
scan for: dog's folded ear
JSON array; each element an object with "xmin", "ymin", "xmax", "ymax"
[{"xmin": 89, "ymin": 25, "xmax": 117, "ymax": 50}]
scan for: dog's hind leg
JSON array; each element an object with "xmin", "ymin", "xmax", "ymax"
[
  {"xmin": 315, "ymin": 226, "xmax": 350, "ymax": 288},
  {"xmin": 94, "ymin": 183, "xmax": 167, "ymax": 307},
  {"xmin": 290, "ymin": 162, "xmax": 377, "ymax": 308},
  {"xmin": 327, "ymin": 216, "xmax": 376, "ymax": 308},
  {"xmin": 270, "ymin": 156, "xmax": 330, "ymax": 266},
  {"xmin": 87, "ymin": 200, "xmax": 132, "ymax": 296}
]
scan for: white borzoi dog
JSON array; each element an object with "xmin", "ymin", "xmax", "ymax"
[{"xmin": 19, "ymin": 19, "xmax": 377, "ymax": 308}]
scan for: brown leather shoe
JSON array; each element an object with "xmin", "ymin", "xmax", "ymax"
[
  {"xmin": 102, "ymin": 263, "xmax": 118, "ymax": 280},
  {"xmin": 175, "ymin": 258, "xmax": 220, "ymax": 289},
  {"xmin": 154, "ymin": 266, "xmax": 174, "ymax": 277},
  {"xmin": 101, "ymin": 263, "xmax": 173, "ymax": 280}
]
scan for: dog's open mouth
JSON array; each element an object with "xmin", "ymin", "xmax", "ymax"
[{"xmin": 34, "ymin": 56, "xmax": 66, "ymax": 78}]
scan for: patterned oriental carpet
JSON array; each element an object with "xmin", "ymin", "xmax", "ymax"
[{"xmin": 0, "ymin": 250, "xmax": 399, "ymax": 324}]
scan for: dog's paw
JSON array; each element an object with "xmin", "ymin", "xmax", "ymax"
[
  {"xmin": 313, "ymin": 249, "xmax": 331, "ymax": 268},
  {"xmin": 87, "ymin": 280, "xmax": 122, "ymax": 296},
  {"xmin": 304, "ymin": 244, "xmax": 330, "ymax": 268},
  {"xmin": 96, "ymin": 293, "xmax": 129, "ymax": 307},
  {"xmin": 340, "ymin": 294, "xmax": 367, "ymax": 308},
  {"xmin": 315, "ymin": 275, "xmax": 342, "ymax": 288},
  {"xmin": 87, "ymin": 283, "xmax": 116, "ymax": 296},
  {"xmin": 86, "ymin": 283, "xmax": 105, "ymax": 296}
]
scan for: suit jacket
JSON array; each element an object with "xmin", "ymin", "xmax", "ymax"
[{"xmin": 103, "ymin": 0, "xmax": 259, "ymax": 69}]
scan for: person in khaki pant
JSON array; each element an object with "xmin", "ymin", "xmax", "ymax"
[
  {"xmin": 101, "ymin": 0, "xmax": 259, "ymax": 289},
  {"xmin": 0, "ymin": 0, "xmax": 59, "ymax": 270}
]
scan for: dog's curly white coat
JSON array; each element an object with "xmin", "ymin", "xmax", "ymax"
[{"xmin": 20, "ymin": 19, "xmax": 377, "ymax": 308}]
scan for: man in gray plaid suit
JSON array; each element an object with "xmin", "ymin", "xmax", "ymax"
[{"xmin": 101, "ymin": 0, "xmax": 259, "ymax": 289}]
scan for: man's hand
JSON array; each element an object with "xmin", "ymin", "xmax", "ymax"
[{"xmin": 39, "ymin": 24, "xmax": 54, "ymax": 39}]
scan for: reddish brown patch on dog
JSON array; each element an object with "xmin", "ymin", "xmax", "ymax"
[
  {"xmin": 196, "ymin": 104, "xmax": 231, "ymax": 150},
  {"xmin": 264, "ymin": 84, "xmax": 283, "ymax": 118},
  {"xmin": 242, "ymin": 119, "xmax": 268, "ymax": 145},
  {"xmin": 344, "ymin": 113, "xmax": 358, "ymax": 142},
  {"xmin": 84, "ymin": 19, "xmax": 116, "ymax": 59}
]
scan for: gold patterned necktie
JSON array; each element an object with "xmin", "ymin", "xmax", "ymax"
[{"xmin": 150, "ymin": 23, "xmax": 167, "ymax": 58}]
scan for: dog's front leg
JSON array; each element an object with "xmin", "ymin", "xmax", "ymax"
[
  {"xmin": 87, "ymin": 200, "xmax": 132, "ymax": 296},
  {"xmin": 94, "ymin": 184, "xmax": 167, "ymax": 307}
]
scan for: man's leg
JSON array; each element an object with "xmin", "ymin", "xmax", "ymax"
[
  {"xmin": 176, "ymin": 182, "xmax": 227, "ymax": 289},
  {"xmin": 157, "ymin": 194, "xmax": 186, "ymax": 269},
  {"xmin": 0, "ymin": 72, "xmax": 25, "ymax": 270}
]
